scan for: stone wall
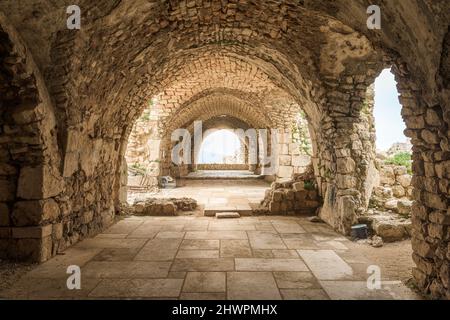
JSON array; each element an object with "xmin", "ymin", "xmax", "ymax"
[
  {"xmin": 275, "ymin": 128, "xmax": 312, "ymax": 180},
  {"xmin": 259, "ymin": 167, "xmax": 322, "ymax": 215},
  {"xmin": 0, "ymin": 0, "xmax": 448, "ymax": 299}
]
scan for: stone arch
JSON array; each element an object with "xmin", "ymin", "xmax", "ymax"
[
  {"xmin": 0, "ymin": 0, "xmax": 448, "ymax": 299},
  {"xmin": 0, "ymin": 13, "xmax": 63, "ymax": 262}
]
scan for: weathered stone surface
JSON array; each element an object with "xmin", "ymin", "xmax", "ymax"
[
  {"xmin": 0, "ymin": 203, "xmax": 9, "ymax": 226},
  {"xmin": 0, "ymin": 0, "xmax": 448, "ymax": 300},
  {"xmin": 397, "ymin": 200, "xmax": 413, "ymax": 216},
  {"xmin": 216, "ymin": 212, "xmax": 240, "ymax": 219},
  {"xmin": 12, "ymin": 199, "xmax": 60, "ymax": 226},
  {"xmin": 17, "ymin": 167, "xmax": 63, "ymax": 200}
]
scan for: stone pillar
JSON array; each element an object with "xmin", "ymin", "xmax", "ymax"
[
  {"xmin": 0, "ymin": 20, "xmax": 65, "ymax": 262},
  {"xmin": 395, "ymin": 63, "xmax": 450, "ymax": 299},
  {"xmin": 318, "ymin": 77, "xmax": 378, "ymax": 235}
]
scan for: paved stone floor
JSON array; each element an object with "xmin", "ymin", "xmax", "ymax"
[
  {"xmin": 1, "ymin": 215, "xmax": 421, "ymax": 300},
  {"xmin": 129, "ymin": 179, "xmax": 270, "ymax": 214},
  {"xmin": 185, "ymin": 170, "xmax": 262, "ymax": 179}
]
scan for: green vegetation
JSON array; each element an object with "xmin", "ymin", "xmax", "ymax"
[
  {"xmin": 140, "ymin": 111, "xmax": 151, "ymax": 121},
  {"xmin": 385, "ymin": 152, "xmax": 412, "ymax": 173},
  {"xmin": 292, "ymin": 111, "xmax": 313, "ymax": 156},
  {"xmin": 139, "ymin": 99, "xmax": 155, "ymax": 121},
  {"xmin": 304, "ymin": 180, "xmax": 315, "ymax": 191},
  {"xmin": 130, "ymin": 163, "xmax": 147, "ymax": 175}
]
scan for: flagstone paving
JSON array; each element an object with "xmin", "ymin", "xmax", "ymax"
[
  {"xmin": 0, "ymin": 216, "xmax": 421, "ymax": 300},
  {"xmin": 128, "ymin": 179, "xmax": 270, "ymax": 211}
]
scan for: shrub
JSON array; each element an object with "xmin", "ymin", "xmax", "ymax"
[
  {"xmin": 304, "ymin": 180, "xmax": 315, "ymax": 191},
  {"xmin": 385, "ymin": 152, "xmax": 412, "ymax": 173},
  {"xmin": 130, "ymin": 163, "xmax": 147, "ymax": 175}
]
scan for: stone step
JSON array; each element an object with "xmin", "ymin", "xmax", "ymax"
[
  {"xmin": 204, "ymin": 205, "xmax": 252, "ymax": 217},
  {"xmin": 216, "ymin": 212, "xmax": 241, "ymax": 219}
]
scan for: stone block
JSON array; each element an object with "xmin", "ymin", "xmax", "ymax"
[
  {"xmin": 12, "ymin": 225, "xmax": 53, "ymax": 239},
  {"xmin": 423, "ymin": 191, "xmax": 447, "ymax": 210},
  {"xmin": 12, "ymin": 199, "xmax": 60, "ymax": 226},
  {"xmin": 289, "ymin": 143, "xmax": 300, "ymax": 155},
  {"xmin": 216, "ymin": 212, "xmax": 240, "ymax": 219},
  {"xmin": 52, "ymin": 222, "xmax": 64, "ymax": 240},
  {"xmin": 81, "ymin": 211, "xmax": 94, "ymax": 224},
  {"xmin": 393, "ymin": 166, "xmax": 408, "ymax": 176},
  {"xmin": 412, "ymin": 237, "xmax": 436, "ymax": 259},
  {"xmin": 272, "ymin": 190, "xmax": 284, "ymax": 202},
  {"xmin": 13, "ymin": 237, "xmax": 53, "ymax": 262},
  {"xmin": 279, "ymin": 155, "xmax": 291, "ymax": 166},
  {"xmin": 0, "ymin": 227, "xmax": 11, "ymax": 239},
  {"xmin": 429, "ymin": 210, "xmax": 450, "ymax": 225},
  {"xmin": 373, "ymin": 221, "xmax": 408, "ymax": 242},
  {"xmin": 292, "ymin": 155, "xmax": 311, "ymax": 167},
  {"xmin": 295, "ymin": 191, "xmax": 307, "ymax": 201},
  {"xmin": 0, "ymin": 164, "xmax": 17, "ymax": 176},
  {"xmin": 397, "ymin": 200, "xmax": 413, "ymax": 216},
  {"xmin": 397, "ymin": 174, "xmax": 412, "ymax": 188},
  {"xmin": 278, "ymin": 166, "xmax": 293, "ymax": 178},
  {"xmin": 280, "ymin": 144, "xmax": 289, "ymax": 155},
  {"xmin": 162, "ymin": 203, "xmax": 176, "ymax": 216},
  {"xmin": 269, "ymin": 202, "xmax": 280, "ymax": 213},
  {"xmin": 336, "ymin": 174, "xmax": 357, "ymax": 189},
  {"xmin": 380, "ymin": 166, "xmax": 395, "ymax": 185},
  {"xmin": 428, "ymin": 223, "xmax": 445, "ymax": 239},
  {"xmin": 285, "ymin": 190, "xmax": 295, "ymax": 200},
  {"xmin": 336, "ymin": 158, "xmax": 356, "ymax": 174},
  {"xmin": 0, "ymin": 179, "xmax": 15, "ymax": 202},
  {"xmin": 293, "ymin": 182, "xmax": 304, "ymax": 191},
  {"xmin": 391, "ymin": 185, "xmax": 405, "ymax": 198},
  {"xmin": 384, "ymin": 199, "xmax": 398, "ymax": 211},
  {"xmin": 17, "ymin": 166, "xmax": 63, "ymax": 200},
  {"xmin": 0, "ymin": 203, "xmax": 9, "ymax": 226}
]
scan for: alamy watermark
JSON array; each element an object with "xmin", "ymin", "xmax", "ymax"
[
  {"xmin": 66, "ymin": 5, "xmax": 81, "ymax": 30},
  {"xmin": 367, "ymin": 5, "xmax": 381, "ymax": 30},
  {"xmin": 170, "ymin": 121, "xmax": 279, "ymax": 175}
]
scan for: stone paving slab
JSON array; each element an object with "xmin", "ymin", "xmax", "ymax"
[
  {"xmin": 220, "ymin": 240, "xmax": 253, "ymax": 258},
  {"xmin": 171, "ymin": 258, "xmax": 235, "ymax": 272},
  {"xmin": 235, "ymin": 258, "xmax": 309, "ymax": 272},
  {"xmin": 319, "ymin": 281, "xmax": 421, "ymax": 300},
  {"xmin": 280, "ymin": 288, "xmax": 330, "ymax": 300},
  {"xmin": 89, "ymin": 279, "xmax": 184, "ymax": 298},
  {"xmin": 180, "ymin": 239, "xmax": 220, "ymax": 250},
  {"xmin": 1, "ymin": 215, "xmax": 420, "ymax": 300},
  {"xmin": 82, "ymin": 261, "xmax": 172, "ymax": 279},
  {"xmin": 183, "ymin": 272, "xmax": 226, "ymax": 293},
  {"xmin": 227, "ymin": 272, "xmax": 281, "ymax": 300},
  {"xmin": 185, "ymin": 231, "xmax": 248, "ymax": 240},
  {"xmin": 297, "ymin": 250, "xmax": 354, "ymax": 280},
  {"xmin": 247, "ymin": 231, "xmax": 286, "ymax": 249}
]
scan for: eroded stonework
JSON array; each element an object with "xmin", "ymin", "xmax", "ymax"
[{"xmin": 0, "ymin": 1, "xmax": 448, "ymax": 299}]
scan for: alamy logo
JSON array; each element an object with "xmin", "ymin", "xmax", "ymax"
[
  {"xmin": 367, "ymin": 5, "xmax": 381, "ymax": 30},
  {"xmin": 171, "ymin": 121, "xmax": 279, "ymax": 175},
  {"xmin": 367, "ymin": 265, "xmax": 382, "ymax": 290},
  {"xmin": 66, "ymin": 265, "xmax": 81, "ymax": 290},
  {"xmin": 67, "ymin": 5, "xmax": 81, "ymax": 30}
]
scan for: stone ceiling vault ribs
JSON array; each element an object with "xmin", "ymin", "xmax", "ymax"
[
  {"xmin": 0, "ymin": 0, "xmax": 449, "ymax": 300},
  {"xmin": 116, "ymin": 45, "xmax": 324, "ymax": 138},
  {"xmin": 160, "ymin": 93, "xmax": 274, "ymax": 138}
]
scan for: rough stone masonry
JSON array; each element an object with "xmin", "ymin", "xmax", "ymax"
[{"xmin": 0, "ymin": 1, "xmax": 448, "ymax": 299}]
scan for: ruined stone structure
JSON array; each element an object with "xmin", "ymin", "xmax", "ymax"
[
  {"xmin": 125, "ymin": 100, "xmax": 312, "ymax": 183},
  {"xmin": 0, "ymin": 1, "xmax": 449, "ymax": 299}
]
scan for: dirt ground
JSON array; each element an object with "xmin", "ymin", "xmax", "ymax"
[
  {"xmin": 0, "ymin": 260, "xmax": 37, "ymax": 294},
  {"xmin": 354, "ymin": 240, "xmax": 414, "ymax": 283}
]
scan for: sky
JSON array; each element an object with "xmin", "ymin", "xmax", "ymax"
[
  {"xmin": 199, "ymin": 130, "xmax": 241, "ymax": 163},
  {"xmin": 374, "ymin": 68, "xmax": 407, "ymax": 151}
]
